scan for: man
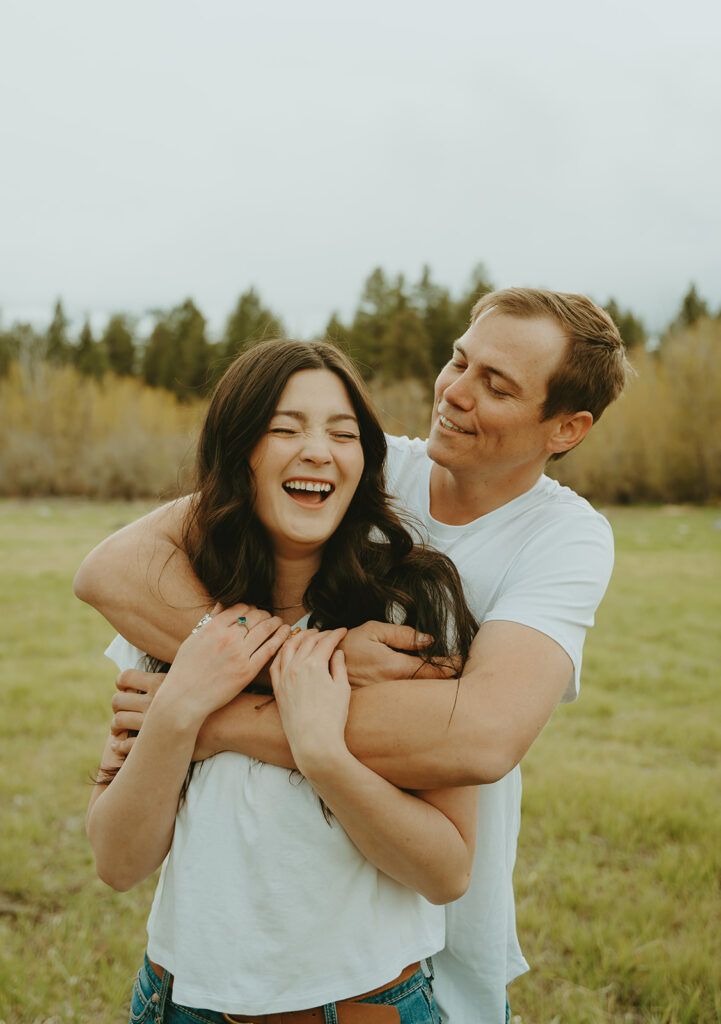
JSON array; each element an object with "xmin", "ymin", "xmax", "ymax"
[{"xmin": 74, "ymin": 287, "xmax": 630, "ymax": 1024}]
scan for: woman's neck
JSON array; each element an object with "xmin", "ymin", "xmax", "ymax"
[{"xmin": 272, "ymin": 551, "xmax": 321, "ymax": 625}]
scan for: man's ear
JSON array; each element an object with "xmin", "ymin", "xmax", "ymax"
[{"xmin": 546, "ymin": 410, "xmax": 593, "ymax": 456}]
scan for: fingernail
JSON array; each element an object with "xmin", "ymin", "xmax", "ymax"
[{"xmin": 418, "ymin": 633, "xmax": 432, "ymax": 643}]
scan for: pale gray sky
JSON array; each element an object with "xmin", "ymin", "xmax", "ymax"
[{"xmin": 1, "ymin": 0, "xmax": 719, "ymax": 339}]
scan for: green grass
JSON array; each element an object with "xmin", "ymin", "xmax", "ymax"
[{"xmin": 1, "ymin": 501, "xmax": 720, "ymax": 1023}]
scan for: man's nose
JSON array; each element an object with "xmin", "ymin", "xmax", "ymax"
[{"xmin": 442, "ymin": 372, "xmax": 474, "ymax": 411}]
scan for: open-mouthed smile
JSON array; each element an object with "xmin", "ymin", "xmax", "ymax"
[{"xmin": 282, "ymin": 478, "xmax": 335, "ymax": 504}]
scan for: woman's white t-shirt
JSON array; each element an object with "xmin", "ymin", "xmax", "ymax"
[{"xmin": 106, "ymin": 635, "xmax": 444, "ymax": 1014}]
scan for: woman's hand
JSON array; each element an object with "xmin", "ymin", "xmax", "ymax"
[
  {"xmin": 269, "ymin": 628, "xmax": 348, "ymax": 773},
  {"xmin": 160, "ymin": 604, "xmax": 291, "ymax": 727}
]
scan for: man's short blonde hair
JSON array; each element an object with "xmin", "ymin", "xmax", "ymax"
[{"xmin": 471, "ymin": 288, "xmax": 631, "ymax": 432}]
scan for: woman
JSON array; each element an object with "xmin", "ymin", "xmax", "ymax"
[{"xmin": 86, "ymin": 340, "xmax": 479, "ymax": 1024}]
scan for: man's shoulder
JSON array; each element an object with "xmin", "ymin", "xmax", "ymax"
[{"xmin": 530, "ymin": 475, "xmax": 612, "ymax": 535}]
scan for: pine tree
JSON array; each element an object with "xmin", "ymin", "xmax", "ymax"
[
  {"xmin": 604, "ymin": 298, "xmax": 647, "ymax": 348},
  {"xmin": 222, "ymin": 288, "xmax": 284, "ymax": 361},
  {"xmin": 142, "ymin": 300, "xmax": 213, "ymax": 399},
  {"xmin": 76, "ymin": 320, "xmax": 108, "ymax": 378},
  {"xmin": 674, "ymin": 284, "xmax": 709, "ymax": 330},
  {"xmin": 142, "ymin": 319, "xmax": 176, "ymax": 391},
  {"xmin": 45, "ymin": 299, "xmax": 71, "ymax": 365},
  {"xmin": 414, "ymin": 265, "xmax": 462, "ymax": 377},
  {"xmin": 102, "ymin": 315, "xmax": 135, "ymax": 376}
]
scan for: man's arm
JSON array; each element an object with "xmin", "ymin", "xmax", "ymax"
[
  {"xmin": 77, "ymin": 504, "xmax": 575, "ymax": 789},
  {"xmin": 193, "ymin": 619, "xmax": 571, "ymax": 789},
  {"xmin": 73, "ymin": 497, "xmax": 208, "ymax": 663}
]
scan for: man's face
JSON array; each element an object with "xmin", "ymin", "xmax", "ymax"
[{"xmin": 427, "ymin": 310, "xmax": 569, "ymax": 480}]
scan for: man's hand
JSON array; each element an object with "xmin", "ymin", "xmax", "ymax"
[
  {"xmin": 339, "ymin": 621, "xmax": 457, "ymax": 686},
  {"xmin": 109, "ymin": 669, "xmax": 166, "ymax": 757}
]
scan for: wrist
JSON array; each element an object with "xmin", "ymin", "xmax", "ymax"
[
  {"xmin": 196, "ymin": 710, "xmax": 222, "ymax": 757},
  {"xmin": 149, "ymin": 687, "xmax": 205, "ymax": 739},
  {"xmin": 295, "ymin": 740, "xmax": 354, "ymax": 787}
]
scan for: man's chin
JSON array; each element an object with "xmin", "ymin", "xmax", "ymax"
[{"xmin": 427, "ymin": 430, "xmax": 453, "ymax": 467}]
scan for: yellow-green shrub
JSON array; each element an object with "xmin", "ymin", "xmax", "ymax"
[
  {"xmin": 552, "ymin": 319, "xmax": 721, "ymax": 502},
  {"xmin": 0, "ymin": 364, "xmax": 204, "ymax": 499},
  {"xmin": 2, "ymin": 319, "xmax": 720, "ymax": 502}
]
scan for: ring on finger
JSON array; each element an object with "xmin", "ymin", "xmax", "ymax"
[{"xmin": 236, "ymin": 615, "xmax": 249, "ymax": 637}]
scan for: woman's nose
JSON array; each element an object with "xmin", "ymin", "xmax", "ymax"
[{"xmin": 300, "ymin": 433, "xmax": 332, "ymax": 463}]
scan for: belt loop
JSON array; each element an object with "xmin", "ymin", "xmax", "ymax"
[
  {"xmin": 323, "ymin": 1002, "xmax": 339, "ymax": 1024},
  {"xmin": 153, "ymin": 964, "xmax": 172, "ymax": 1022},
  {"xmin": 422, "ymin": 956, "xmax": 435, "ymax": 983}
]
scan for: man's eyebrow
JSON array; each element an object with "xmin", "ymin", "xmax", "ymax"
[
  {"xmin": 454, "ymin": 343, "xmax": 522, "ymax": 393},
  {"xmin": 484, "ymin": 366, "xmax": 522, "ymax": 393},
  {"xmin": 273, "ymin": 410, "xmax": 359, "ymax": 425}
]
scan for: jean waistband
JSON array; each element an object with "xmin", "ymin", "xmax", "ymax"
[{"xmin": 143, "ymin": 954, "xmax": 425, "ymax": 1021}]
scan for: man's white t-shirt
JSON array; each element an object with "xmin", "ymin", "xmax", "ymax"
[{"xmin": 384, "ymin": 435, "xmax": 614, "ymax": 1024}]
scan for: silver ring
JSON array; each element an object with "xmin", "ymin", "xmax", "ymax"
[{"xmin": 191, "ymin": 612, "xmax": 213, "ymax": 634}]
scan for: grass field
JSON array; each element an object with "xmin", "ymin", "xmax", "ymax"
[{"xmin": 1, "ymin": 500, "xmax": 720, "ymax": 1024}]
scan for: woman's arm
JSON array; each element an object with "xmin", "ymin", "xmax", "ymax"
[
  {"xmin": 87, "ymin": 606, "xmax": 290, "ymax": 891},
  {"xmin": 270, "ymin": 630, "xmax": 478, "ymax": 905}
]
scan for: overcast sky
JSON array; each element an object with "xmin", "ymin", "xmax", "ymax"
[{"xmin": 1, "ymin": 0, "xmax": 719, "ymax": 339}]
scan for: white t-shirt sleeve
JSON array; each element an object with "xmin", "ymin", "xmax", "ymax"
[
  {"xmin": 482, "ymin": 511, "xmax": 614, "ymax": 702},
  {"xmin": 105, "ymin": 634, "xmax": 149, "ymax": 672},
  {"xmin": 384, "ymin": 434, "xmax": 427, "ymax": 493}
]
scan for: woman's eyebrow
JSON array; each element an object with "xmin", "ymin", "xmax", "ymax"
[{"xmin": 273, "ymin": 410, "xmax": 359, "ymax": 425}]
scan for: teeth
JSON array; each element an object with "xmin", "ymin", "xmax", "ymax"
[
  {"xmin": 440, "ymin": 415, "xmax": 469, "ymax": 434},
  {"xmin": 284, "ymin": 480, "xmax": 333, "ymax": 493}
]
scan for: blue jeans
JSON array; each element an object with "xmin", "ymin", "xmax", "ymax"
[{"xmin": 129, "ymin": 954, "xmax": 441, "ymax": 1024}]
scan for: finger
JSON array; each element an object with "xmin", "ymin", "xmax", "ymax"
[
  {"xmin": 245, "ymin": 616, "xmax": 289, "ymax": 654},
  {"xmin": 329, "ymin": 649, "xmax": 349, "ymax": 685},
  {"xmin": 212, "ymin": 603, "xmax": 271, "ymax": 630},
  {"xmin": 277, "ymin": 628, "xmax": 318, "ymax": 669},
  {"xmin": 115, "ymin": 669, "xmax": 153, "ymax": 694},
  {"xmin": 373, "ymin": 623, "xmax": 434, "ymax": 650},
  {"xmin": 311, "ymin": 628, "xmax": 348, "ymax": 662},
  {"xmin": 111, "ymin": 690, "xmax": 149, "ymax": 713},
  {"xmin": 249, "ymin": 622, "xmax": 292, "ymax": 672},
  {"xmin": 111, "ymin": 711, "xmax": 145, "ymax": 734},
  {"xmin": 111, "ymin": 734, "xmax": 136, "ymax": 757},
  {"xmin": 201, "ymin": 603, "xmax": 251, "ymax": 630}
]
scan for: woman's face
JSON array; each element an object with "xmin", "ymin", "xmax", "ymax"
[{"xmin": 249, "ymin": 369, "xmax": 365, "ymax": 560}]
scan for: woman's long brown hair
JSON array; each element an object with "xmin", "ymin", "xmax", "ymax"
[
  {"xmin": 184, "ymin": 339, "xmax": 477, "ymax": 663},
  {"xmin": 96, "ymin": 340, "xmax": 477, "ymax": 795}
]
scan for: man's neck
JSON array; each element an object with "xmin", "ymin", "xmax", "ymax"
[{"xmin": 428, "ymin": 461, "xmax": 545, "ymax": 525}]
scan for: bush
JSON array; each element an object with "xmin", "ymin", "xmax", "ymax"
[
  {"xmin": 0, "ymin": 364, "xmax": 203, "ymax": 499},
  {"xmin": 2, "ymin": 319, "xmax": 720, "ymax": 502},
  {"xmin": 552, "ymin": 318, "xmax": 721, "ymax": 503}
]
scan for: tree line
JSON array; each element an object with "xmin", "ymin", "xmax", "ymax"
[{"xmin": 0, "ymin": 267, "xmax": 716, "ymax": 399}]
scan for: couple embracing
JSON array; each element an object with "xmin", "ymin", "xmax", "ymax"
[{"xmin": 76, "ymin": 287, "xmax": 629, "ymax": 1024}]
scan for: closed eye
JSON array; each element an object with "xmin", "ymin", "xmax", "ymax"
[
  {"xmin": 269, "ymin": 427, "xmax": 298, "ymax": 436},
  {"xmin": 331, "ymin": 432, "xmax": 360, "ymax": 441}
]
